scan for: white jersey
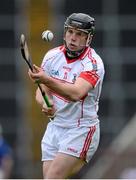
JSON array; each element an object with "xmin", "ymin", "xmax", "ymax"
[{"xmin": 41, "ymin": 45, "xmax": 105, "ymax": 128}]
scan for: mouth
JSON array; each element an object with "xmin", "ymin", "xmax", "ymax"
[{"xmin": 68, "ymin": 43, "xmax": 77, "ymax": 50}]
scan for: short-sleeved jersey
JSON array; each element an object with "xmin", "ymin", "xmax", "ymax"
[{"xmin": 41, "ymin": 45, "xmax": 105, "ymax": 128}]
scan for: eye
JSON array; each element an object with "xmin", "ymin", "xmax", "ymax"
[
  {"xmin": 67, "ymin": 29, "xmax": 73, "ymax": 34},
  {"xmin": 76, "ymin": 32, "xmax": 82, "ymax": 36}
]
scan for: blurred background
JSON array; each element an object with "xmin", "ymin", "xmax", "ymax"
[{"xmin": 0, "ymin": 0, "xmax": 136, "ymax": 178}]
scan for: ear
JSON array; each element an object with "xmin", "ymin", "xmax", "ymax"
[
  {"xmin": 86, "ymin": 34, "xmax": 93, "ymax": 46},
  {"xmin": 89, "ymin": 35, "xmax": 93, "ymax": 41},
  {"xmin": 63, "ymin": 32, "xmax": 66, "ymax": 41}
]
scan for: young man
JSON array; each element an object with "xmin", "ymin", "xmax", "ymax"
[{"xmin": 28, "ymin": 13, "xmax": 105, "ymax": 179}]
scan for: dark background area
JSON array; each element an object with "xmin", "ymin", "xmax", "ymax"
[{"xmin": 0, "ymin": 0, "xmax": 136, "ymax": 178}]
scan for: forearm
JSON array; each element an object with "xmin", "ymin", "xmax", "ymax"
[
  {"xmin": 36, "ymin": 85, "xmax": 53, "ymax": 106},
  {"xmin": 28, "ymin": 65, "xmax": 92, "ymax": 101},
  {"xmin": 42, "ymin": 76, "xmax": 91, "ymax": 101},
  {"xmin": 36, "ymin": 88, "xmax": 44, "ymax": 106},
  {"xmin": 35, "ymin": 85, "xmax": 56, "ymax": 117}
]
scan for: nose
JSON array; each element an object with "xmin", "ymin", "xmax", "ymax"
[{"xmin": 71, "ymin": 33, "xmax": 76, "ymax": 41}]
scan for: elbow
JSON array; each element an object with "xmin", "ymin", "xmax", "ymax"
[{"xmin": 67, "ymin": 93, "xmax": 83, "ymax": 102}]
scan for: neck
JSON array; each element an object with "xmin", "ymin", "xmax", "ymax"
[{"xmin": 65, "ymin": 47, "xmax": 86, "ymax": 59}]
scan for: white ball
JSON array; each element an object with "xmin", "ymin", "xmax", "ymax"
[{"xmin": 42, "ymin": 30, "xmax": 54, "ymax": 42}]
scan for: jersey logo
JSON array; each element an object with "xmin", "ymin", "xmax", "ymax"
[
  {"xmin": 72, "ymin": 73, "xmax": 77, "ymax": 83},
  {"xmin": 91, "ymin": 58, "xmax": 97, "ymax": 71},
  {"xmin": 62, "ymin": 66, "xmax": 72, "ymax": 80},
  {"xmin": 63, "ymin": 66, "xmax": 72, "ymax": 72},
  {"xmin": 63, "ymin": 71, "xmax": 68, "ymax": 79},
  {"xmin": 51, "ymin": 69, "xmax": 59, "ymax": 76},
  {"xmin": 67, "ymin": 147, "xmax": 78, "ymax": 153}
]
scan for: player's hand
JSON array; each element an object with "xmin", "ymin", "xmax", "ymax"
[
  {"xmin": 42, "ymin": 102, "xmax": 56, "ymax": 118},
  {"xmin": 28, "ymin": 64, "xmax": 48, "ymax": 84}
]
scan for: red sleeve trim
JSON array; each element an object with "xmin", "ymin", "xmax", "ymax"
[{"xmin": 79, "ymin": 71, "xmax": 99, "ymax": 87}]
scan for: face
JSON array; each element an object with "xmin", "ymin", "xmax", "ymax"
[{"xmin": 64, "ymin": 27, "xmax": 89, "ymax": 52}]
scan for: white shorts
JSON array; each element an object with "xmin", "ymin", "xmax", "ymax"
[{"xmin": 41, "ymin": 121, "xmax": 100, "ymax": 163}]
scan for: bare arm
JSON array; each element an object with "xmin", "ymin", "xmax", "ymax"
[
  {"xmin": 29, "ymin": 65, "xmax": 93, "ymax": 102},
  {"xmin": 35, "ymin": 84, "xmax": 53, "ymax": 106},
  {"xmin": 35, "ymin": 84, "xmax": 56, "ymax": 117}
]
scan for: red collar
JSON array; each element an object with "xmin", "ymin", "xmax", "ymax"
[{"xmin": 60, "ymin": 45, "xmax": 90, "ymax": 64}]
